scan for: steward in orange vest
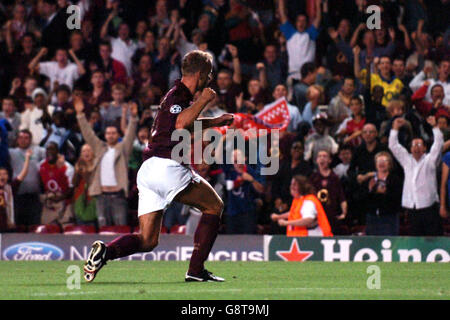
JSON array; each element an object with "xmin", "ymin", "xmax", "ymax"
[{"xmin": 286, "ymin": 194, "xmax": 333, "ymax": 237}]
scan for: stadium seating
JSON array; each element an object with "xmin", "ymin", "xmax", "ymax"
[
  {"xmin": 63, "ymin": 225, "xmax": 96, "ymax": 235},
  {"xmin": 169, "ymin": 225, "xmax": 186, "ymax": 234},
  {"xmin": 28, "ymin": 224, "xmax": 61, "ymax": 234},
  {"xmin": 99, "ymin": 225, "xmax": 131, "ymax": 235}
]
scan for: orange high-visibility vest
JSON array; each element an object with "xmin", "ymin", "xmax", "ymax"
[{"xmin": 286, "ymin": 194, "xmax": 333, "ymax": 237}]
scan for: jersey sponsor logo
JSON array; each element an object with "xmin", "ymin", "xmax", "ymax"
[{"xmin": 169, "ymin": 105, "xmax": 182, "ymax": 114}]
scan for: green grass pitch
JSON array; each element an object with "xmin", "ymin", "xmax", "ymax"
[{"xmin": 0, "ymin": 261, "xmax": 448, "ymax": 300}]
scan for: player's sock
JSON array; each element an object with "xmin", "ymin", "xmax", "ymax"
[
  {"xmin": 188, "ymin": 213, "xmax": 220, "ymax": 275},
  {"xmin": 105, "ymin": 234, "xmax": 141, "ymax": 260}
]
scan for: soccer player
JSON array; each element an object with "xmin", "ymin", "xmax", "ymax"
[{"xmin": 81, "ymin": 50, "xmax": 234, "ymax": 282}]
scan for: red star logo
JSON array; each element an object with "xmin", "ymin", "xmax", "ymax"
[{"xmin": 276, "ymin": 239, "xmax": 313, "ymax": 262}]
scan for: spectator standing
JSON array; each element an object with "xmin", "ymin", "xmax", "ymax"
[
  {"xmin": 0, "ymin": 149, "xmax": 32, "ymax": 231},
  {"xmin": 292, "ymin": 62, "xmax": 317, "ymax": 113},
  {"xmin": 19, "ymin": 88, "xmax": 55, "ymax": 146},
  {"xmin": 223, "ymin": 149, "xmax": 264, "ymax": 234},
  {"xmin": 72, "ymin": 144, "xmax": 97, "ymax": 226},
  {"xmin": 39, "ymin": 142, "xmax": 74, "ymax": 225},
  {"xmin": 364, "ymin": 151, "xmax": 402, "ymax": 235},
  {"xmin": 310, "ymin": 150, "xmax": 348, "ymax": 235},
  {"xmin": 74, "ymin": 96, "xmax": 138, "ymax": 227},
  {"xmin": 101, "ymin": 12, "xmax": 138, "ymax": 77},
  {"xmin": 0, "ymin": 97, "xmax": 21, "ymax": 147},
  {"xmin": 8, "ymin": 129, "xmax": 46, "ymax": 226},
  {"xmin": 304, "ymin": 113, "xmax": 339, "ymax": 162},
  {"xmin": 389, "ymin": 116, "xmax": 444, "ymax": 236},
  {"xmin": 28, "ymin": 48, "xmax": 85, "ymax": 92},
  {"xmin": 278, "ymin": 0, "xmax": 321, "ymax": 81}
]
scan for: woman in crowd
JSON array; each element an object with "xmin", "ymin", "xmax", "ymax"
[
  {"xmin": 72, "ymin": 144, "xmax": 97, "ymax": 226},
  {"xmin": 364, "ymin": 151, "xmax": 402, "ymax": 235}
]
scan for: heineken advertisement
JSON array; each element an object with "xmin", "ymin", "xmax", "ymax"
[
  {"xmin": 0, "ymin": 234, "xmax": 449, "ymax": 262},
  {"xmin": 266, "ymin": 236, "xmax": 450, "ymax": 262}
]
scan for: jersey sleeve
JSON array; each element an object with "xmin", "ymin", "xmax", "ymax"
[
  {"xmin": 443, "ymin": 151, "xmax": 450, "ymax": 167},
  {"xmin": 280, "ymin": 22, "xmax": 297, "ymax": 41},
  {"xmin": 300, "ymin": 200, "xmax": 318, "ymax": 219},
  {"xmin": 306, "ymin": 25, "xmax": 319, "ymax": 41}
]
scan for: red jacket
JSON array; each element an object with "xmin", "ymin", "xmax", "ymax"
[{"xmin": 412, "ymin": 83, "xmax": 449, "ymax": 119}]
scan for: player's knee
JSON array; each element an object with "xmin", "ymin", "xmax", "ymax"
[
  {"xmin": 140, "ymin": 237, "xmax": 159, "ymax": 252},
  {"xmin": 206, "ymin": 199, "xmax": 224, "ymax": 216}
]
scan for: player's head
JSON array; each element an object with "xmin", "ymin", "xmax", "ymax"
[
  {"xmin": 181, "ymin": 50, "xmax": 213, "ymax": 91},
  {"xmin": 46, "ymin": 142, "xmax": 59, "ymax": 164},
  {"xmin": 104, "ymin": 125, "xmax": 121, "ymax": 146}
]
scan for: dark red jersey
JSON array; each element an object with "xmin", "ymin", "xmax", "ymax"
[{"xmin": 143, "ymin": 80, "xmax": 194, "ymax": 161}]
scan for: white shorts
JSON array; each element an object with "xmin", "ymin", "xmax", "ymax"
[{"xmin": 136, "ymin": 156, "xmax": 201, "ymax": 216}]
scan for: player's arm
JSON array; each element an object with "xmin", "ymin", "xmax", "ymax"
[
  {"xmin": 175, "ymin": 88, "xmax": 219, "ymax": 130},
  {"xmin": 196, "ymin": 114, "xmax": 234, "ymax": 129}
]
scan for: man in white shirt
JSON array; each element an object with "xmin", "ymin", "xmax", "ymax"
[
  {"xmin": 389, "ymin": 116, "xmax": 444, "ymax": 236},
  {"xmin": 28, "ymin": 47, "xmax": 85, "ymax": 92},
  {"xmin": 278, "ymin": 0, "xmax": 321, "ymax": 80},
  {"xmin": 75, "ymin": 99, "xmax": 138, "ymax": 227},
  {"xmin": 101, "ymin": 11, "xmax": 138, "ymax": 77},
  {"xmin": 19, "ymin": 88, "xmax": 56, "ymax": 145}
]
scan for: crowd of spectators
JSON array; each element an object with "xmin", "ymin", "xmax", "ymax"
[{"xmin": 0, "ymin": 0, "xmax": 449, "ymax": 237}]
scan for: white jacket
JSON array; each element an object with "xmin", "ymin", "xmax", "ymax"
[{"xmin": 389, "ymin": 128, "xmax": 443, "ymax": 209}]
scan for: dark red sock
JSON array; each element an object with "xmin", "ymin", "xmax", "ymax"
[
  {"xmin": 188, "ymin": 214, "xmax": 220, "ymax": 275},
  {"xmin": 105, "ymin": 234, "xmax": 141, "ymax": 260}
]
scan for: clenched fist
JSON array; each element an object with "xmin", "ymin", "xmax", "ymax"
[{"xmin": 200, "ymin": 87, "xmax": 216, "ymax": 103}]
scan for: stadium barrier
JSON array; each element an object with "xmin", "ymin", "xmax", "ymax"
[{"xmin": 0, "ymin": 234, "xmax": 448, "ymax": 262}]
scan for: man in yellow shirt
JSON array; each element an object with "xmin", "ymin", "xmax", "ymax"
[{"xmin": 354, "ymin": 48, "xmax": 404, "ymax": 107}]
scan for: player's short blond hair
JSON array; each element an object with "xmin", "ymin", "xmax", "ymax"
[{"xmin": 181, "ymin": 50, "xmax": 213, "ymax": 76}]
